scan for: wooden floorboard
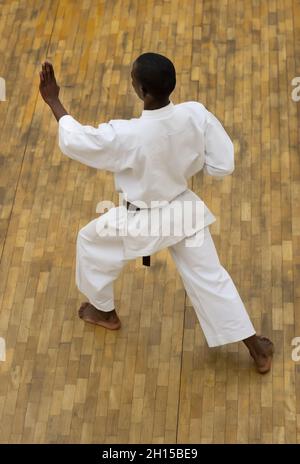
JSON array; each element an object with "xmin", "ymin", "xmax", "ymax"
[{"xmin": 0, "ymin": 0, "xmax": 299, "ymax": 443}]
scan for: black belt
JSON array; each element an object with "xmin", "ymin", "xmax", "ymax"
[
  {"xmin": 126, "ymin": 201, "xmax": 151, "ymax": 267},
  {"xmin": 126, "ymin": 201, "xmax": 139, "ymax": 210}
]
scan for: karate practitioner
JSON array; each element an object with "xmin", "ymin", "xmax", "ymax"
[{"xmin": 39, "ymin": 53, "xmax": 274, "ymax": 373}]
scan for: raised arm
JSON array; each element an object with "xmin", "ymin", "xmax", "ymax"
[
  {"xmin": 203, "ymin": 109, "xmax": 235, "ymax": 177},
  {"xmin": 39, "ymin": 61, "xmax": 122, "ymax": 172},
  {"xmin": 58, "ymin": 115, "xmax": 121, "ymax": 171}
]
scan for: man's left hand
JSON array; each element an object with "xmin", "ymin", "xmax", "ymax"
[{"xmin": 39, "ymin": 61, "xmax": 60, "ymax": 104}]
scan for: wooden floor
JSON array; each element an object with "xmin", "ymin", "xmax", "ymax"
[{"xmin": 0, "ymin": 0, "xmax": 300, "ymax": 444}]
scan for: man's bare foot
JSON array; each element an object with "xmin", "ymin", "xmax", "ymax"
[
  {"xmin": 78, "ymin": 302, "xmax": 121, "ymax": 330},
  {"xmin": 243, "ymin": 335, "xmax": 274, "ymax": 374}
]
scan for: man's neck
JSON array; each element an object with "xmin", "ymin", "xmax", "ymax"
[{"xmin": 143, "ymin": 99, "xmax": 170, "ymax": 110}]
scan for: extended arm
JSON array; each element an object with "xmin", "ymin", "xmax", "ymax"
[
  {"xmin": 46, "ymin": 98, "xmax": 69, "ymax": 122},
  {"xmin": 39, "ymin": 61, "xmax": 122, "ymax": 172},
  {"xmin": 203, "ymin": 110, "xmax": 234, "ymax": 177},
  {"xmin": 58, "ymin": 115, "xmax": 121, "ymax": 171}
]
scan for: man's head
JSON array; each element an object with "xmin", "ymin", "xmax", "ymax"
[{"xmin": 131, "ymin": 52, "xmax": 176, "ymax": 105}]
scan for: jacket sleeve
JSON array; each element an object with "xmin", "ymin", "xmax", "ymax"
[
  {"xmin": 202, "ymin": 109, "xmax": 235, "ymax": 177},
  {"xmin": 58, "ymin": 115, "xmax": 123, "ymax": 172}
]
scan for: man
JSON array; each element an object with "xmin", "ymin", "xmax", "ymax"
[{"xmin": 39, "ymin": 52, "xmax": 274, "ymax": 373}]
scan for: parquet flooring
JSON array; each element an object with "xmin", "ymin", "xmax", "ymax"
[{"xmin": 0, "ymin": 0, "xmax": 299, "ymax": 443}]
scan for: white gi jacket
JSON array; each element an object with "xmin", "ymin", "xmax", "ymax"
[{"xmin": 58, "ymin": 101, "xmax": 234, "ymax": 259}]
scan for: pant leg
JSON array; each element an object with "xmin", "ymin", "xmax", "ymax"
[
  {"xmin": 76, "ymin": 218, "xmax": 130, "ymax": 311},
  {"xmin": 169, "ymin": 226, "xmax": 256, "ymax": 347}
]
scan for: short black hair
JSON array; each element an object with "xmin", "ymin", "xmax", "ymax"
[{"xmin": 134, "ymin": 52, "xmax": 176, "ymax": 99}]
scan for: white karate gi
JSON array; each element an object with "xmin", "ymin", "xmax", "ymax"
[{"xmin": 58, "ymin": 100, "xmax": 255, "ymax": 347}]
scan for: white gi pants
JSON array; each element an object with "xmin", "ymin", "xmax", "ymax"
[{"xmin": 76, "ymin": 218, "xmax": 256, "ymax": 347}]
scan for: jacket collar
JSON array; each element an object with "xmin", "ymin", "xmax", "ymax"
[{"xmin": 140, "ymin": 101, "xmax": 175, "ymax": 119}]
